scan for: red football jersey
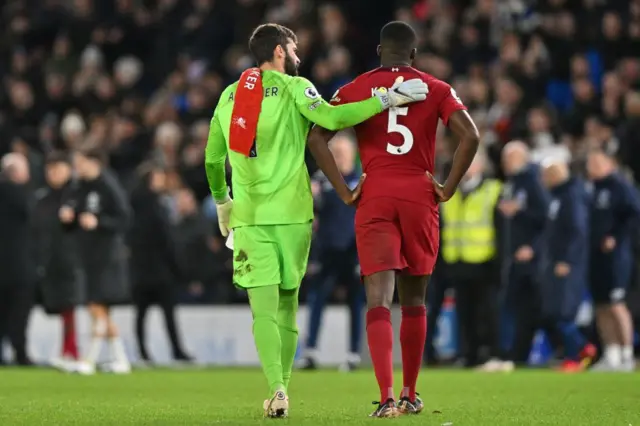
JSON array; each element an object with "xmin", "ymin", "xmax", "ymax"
[{"xmin": 330, "ymin": 66, "xmax": 466, "ymax": 206}]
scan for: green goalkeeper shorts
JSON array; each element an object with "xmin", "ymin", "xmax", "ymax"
[{"xmin": 232, "ymin": 222, "xmax": 312, "ymax": 290}]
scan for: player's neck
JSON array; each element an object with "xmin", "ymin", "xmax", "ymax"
[
  {"xmin": 380, "ymin": 57, "xmax": 411, "ymax": 68},
  {"xmin": 259, "ymin": 61, "xmax": 284, "ymax": 74}
]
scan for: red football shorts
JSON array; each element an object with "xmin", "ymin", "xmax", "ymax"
[{"xmin": 355, "ymin": 197, "xmax": 439, "ymax": 277}]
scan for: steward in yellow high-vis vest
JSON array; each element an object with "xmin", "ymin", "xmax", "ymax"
[
  {"xmin": 440, "ymin": 173, "xmax": 503, "ymax": 368},
  {"xmin": 441, "ymin": 178, "xmax": 502, "ymax": 265}
]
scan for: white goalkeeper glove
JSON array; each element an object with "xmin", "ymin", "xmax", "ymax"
[
  {"xmin": 374, "ymin": 77, "xmax": 429, "ymax": 109},
  {"xmin": 215, "ymin": 196, "xmax": 233, "ymax": 237}
]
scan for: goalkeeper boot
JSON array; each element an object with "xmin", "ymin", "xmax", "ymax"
[
  {"xmin": 398, "ymin": 393, "xmax": 424, "ymax": 415},
  {"xmin": 369, "ymin": 399, "xmax": 399, "ymax": 418},
  {"xmin": 263, "ymin": 390, "xmax": 289, "ymax": 418}
]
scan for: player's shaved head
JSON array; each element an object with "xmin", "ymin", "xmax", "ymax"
[
  {"xmin": 541, "ymin": 158, "xmax": 569, "ymax": 188},
  {"xmin": 378, "ymin": 21, "xmax": 418, "ymax": 65}
]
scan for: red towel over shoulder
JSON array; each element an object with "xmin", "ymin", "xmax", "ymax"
[{"xmin": 229, "ymin": 67, "xmax": 263, "ymax": 157}]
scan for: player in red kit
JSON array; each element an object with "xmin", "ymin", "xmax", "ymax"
[{"xmin": 308, "ymin": 22, "xmax": 480, "ymax": 417}]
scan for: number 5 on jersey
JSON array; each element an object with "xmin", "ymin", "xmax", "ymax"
[{"xmin": 386, "ymin": 107, "xmax": 413, "ymax": 155}]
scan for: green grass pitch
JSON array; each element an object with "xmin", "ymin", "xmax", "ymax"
[{"xmin": 0, "ymin": 368, "xmax": 638, "ymax": 425}]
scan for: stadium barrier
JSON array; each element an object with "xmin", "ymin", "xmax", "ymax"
[
  {"xmin": 7, "ymin": 300, "xmax": 592, "ymax": 366},
  {"xmin": 20, "ymin": 306, "xmax": 351, "ymax": 366}
]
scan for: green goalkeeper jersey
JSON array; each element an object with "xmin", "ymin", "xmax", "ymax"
[{"xmin": 205, "ymin": 70, "xmax": 383, "ymax": 228}]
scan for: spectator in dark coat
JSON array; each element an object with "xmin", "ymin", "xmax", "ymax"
[
  {"xmin": 31, "ymin": 152, "xmax": 84, "ymax": 369},
  {"xmin": 299, "ymin": 135, "xmax": 363, "ymax": 371},
  {"xmin": 73, "ymin": 147, "xmax": 132, "ymax": 374},
  {"xmin": 587, "ymin": 149, "xmax": 640, "ymax": 372},
  {"xmin": 129, "ymin": 162, "xmax": 192, "ymax": 363},
  {"xmin": 174, "ymin": 188, "xmax": 229, "ymax": 303},
  {"xmin": 498, "ymin": 141, "xmax": 550, "ymax": 365},
  {"xmin": 0, "ymin": 153, "xmax": 34, "ymax": 366},
  {"xmin": 540, "ymin": 160, "xmax": 596, "ymax": 372}
]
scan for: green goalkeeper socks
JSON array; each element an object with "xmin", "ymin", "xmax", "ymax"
[
  {"xmin": 277, "ymin": 288, "xmax": 299, "ymax": 391},
  {"xmin": 248, "ymin": 285, "xmax": 301, "ymax": 395},
  {"xmin": 248, "ymin": 286, "xmax": 285, "ymax": 394}
]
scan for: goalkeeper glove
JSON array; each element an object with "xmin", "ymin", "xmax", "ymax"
[
  {"xmin": 215, "ymin": 196, "xmax": 233, "ymax": 237},
  {"xmin": 374, "ymin": 77, "xmax": 429, "ymax": 109}
]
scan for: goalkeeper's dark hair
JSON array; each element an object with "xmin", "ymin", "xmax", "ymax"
[
  {"xmin": 249, "ymin": 24, "xmax": 297, "ymax": 65},
  {"xmin": 380, "ymin": 21, "xmax": 418, "ymax": 57}
]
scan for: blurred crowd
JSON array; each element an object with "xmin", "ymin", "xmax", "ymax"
[{"xmin": 1, "ymin": 0, "xmax": 640, "ymax": 367}]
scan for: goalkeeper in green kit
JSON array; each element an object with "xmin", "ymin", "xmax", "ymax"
[{"xmin": 205, "ymin": 23, "xmax": 428, "ymax": 418}]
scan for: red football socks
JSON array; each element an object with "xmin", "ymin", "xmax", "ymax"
[
  {"xmin": 400, "ymin": 305, "xmax": 427, "ymax": 401},
  {"xmin": 61, "ymin": 309, "xmax": 78, "ymax": 360},
  {"xmin": 366, "ymin": 306, "xmax": 394, "ymax": 402}
]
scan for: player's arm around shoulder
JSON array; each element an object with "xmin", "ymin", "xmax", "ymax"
[
  {"xmin": 289, "ymin": 76, "xmax": 324, "ymax": 105},
  {"xmin": 306, "ymin": 83, "xmax": 353, "ymax": 145},
  {"xmin": 289, "ymin": 76, "xmax": 383, "ymax": 131}
]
